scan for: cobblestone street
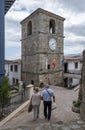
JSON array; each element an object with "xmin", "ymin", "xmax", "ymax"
[{"xmin": 0, "ymin": 86, "xmax": 85, "ymax": 130}]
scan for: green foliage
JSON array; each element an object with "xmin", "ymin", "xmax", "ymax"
[
  {"xmin": 73, "ymin": 100, "xmax": 81, "ymax": 108},
  {"xmin": 0, "ymin": 76, "xmax": 10, "ymax": 113}
]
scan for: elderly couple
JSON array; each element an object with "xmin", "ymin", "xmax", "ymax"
[{"xmin": 30, "ymin": 84, "xmax": 55, "ymax": 121}]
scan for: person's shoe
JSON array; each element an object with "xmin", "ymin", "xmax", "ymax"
[
  {"xmin": 45, "ymin": 116, "xmax": 47, "ymax": 119},
  {"xmin": 48, "ymin": 118, "xmax": 50, "ymax": 121},
  {"xmin": 37, "ymin": 116, "xmax": 39, "ymax": 119},
  {"xmin": 33, "ymin": 118, "xmax": 37, "ymax": 121}
]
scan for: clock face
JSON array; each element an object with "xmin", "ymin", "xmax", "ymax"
[{"xmin": 49, "ymin": 38, "xmax": 57, "ymax": 50}]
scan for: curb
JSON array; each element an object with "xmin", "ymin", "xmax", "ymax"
[{"xmin": 0, "ymin": 100, "xmax": 30, "ymax": 127}]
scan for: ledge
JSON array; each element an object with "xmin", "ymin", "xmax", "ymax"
[{"xmin": 0, "ymin": 100, "xmax": 30, "ymax": 127}]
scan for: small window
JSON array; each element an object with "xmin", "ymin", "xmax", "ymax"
[
  {"xmin": 14, "ymin": 65, "xmax": 18, "ymax": 72},
  {"xmin": 16, "ymin": 79, "xmax": 18, "ymax": 85},
  {"xmin": 13, "ymin": 78, "xmax": 15, "ymax": 84},
  {"xmin": 49, "ymin": 19, "xmax": 55, "ymax": 34},
  {"xmin": 70, "ymin": 78, "xmax": 72, "ymax": 83},
  {"xmin": 48, "ymin": 64, "xmax": 50, "ymax": 69},
  {"xmin": 31, "ymin": 80, "xmax": 34, "ymax": 85},
  {"xmin": 10, "ymin": 65, "xmax": 13, "ymax": 71},
  {"xmin": 27, "ymin": 21, "xmax": 32, "ymax": 35},
  {"xmin": 75, "ymin": 62, "xmax": 78, "ymax": 69}
]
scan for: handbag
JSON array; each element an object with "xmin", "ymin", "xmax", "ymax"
[
  {"xmin": 28, "ymin": 103, "xmax": 33, "ymax": 112},
  {"xmin": 52, "ymin": 102, "xmax": 57, "ymax": 110}
]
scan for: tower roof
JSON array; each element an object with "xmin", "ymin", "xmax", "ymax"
[
  {"xmin": 5, "ymin": 0, "xmax": 16, "ymax": 14},
  {"xmin": 21, "ymin": 8, "xmax": 65, "ymax": 24}
]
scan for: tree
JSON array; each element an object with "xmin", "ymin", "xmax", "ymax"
[{"xmin": 0, "ymin": 76, "xmax": 10, "ymax": 115}]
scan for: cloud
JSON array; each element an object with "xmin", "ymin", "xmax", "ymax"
[
  {"xmin": 5, "ymin": 0, "xmax": 85, "ymax": 59},
  {"xmin": 5, "ymin": 46, "xmax": 21, "ymax": 60},
  {"xmin": 64, "ymin": 40, "xmax": 85, "ymax": 55},
  {"xmin": 58, "ymin": 0, "xmax": 85, "ymax": 13},
  {"xmin": 64, "ymin": 44, "xmax": 84, "ymax": 55},
  {"xmin": 5, "ymin": 21, "xmax": 21, "ymax": 47},
  {"xmin": 65, "ymin": 23, "xmax": 85, "ymax": 37},
  {"xmin": 65, "ymin": 32, "xmax": 85, "ymax": 42}
]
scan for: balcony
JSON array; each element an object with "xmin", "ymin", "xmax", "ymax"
[{"xmin": 5, "ymin": 0, "xmax": 16, "ymax": 14}]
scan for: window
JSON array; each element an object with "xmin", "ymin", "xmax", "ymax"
[
  {"xmin": 48, "ymin": 64, "xmax": 50, "ymax": 69},
  {"xmin": 70, "ymin": 78, "xmax": 72, "ymax": 83},
  {"xmin": 13, "ymin": 78, "xmax": 15, "ymax": 84},
  {"xmin": 14, "ymin": 65, "xmax": 18, "ymax": 72},
  {"xmin": 10, "ymin": 65, "xmax": 13, "ymax": 71},
  {"xmin": 16, "ymin": 79, "xmax": 18, "ymax": 85},
  {"xmin": 27, "ymin": 21, "xmax": 32, "ymax": 35},
  {"xmin": 49, "ymin": 19, "xmax": 55, "ymax": 34},
  {"xmin": 75, "ymin": 62, "xmax": 78, "ymax": 69},
  {"xmin": 31, "ymin": 80, "xmax": 34, "ymax": 84}
]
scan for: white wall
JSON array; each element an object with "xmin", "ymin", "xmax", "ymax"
[
  {"xmin": 64, "ymin": 57, "xmax": 82, "ymax": 88},
  {"xmin": 72, "ymin": 78, "xmax": 80, "ymax": 86},
  {"xmin": 68, "ymin": 61, "xmax": 81, "ymax": 72},
  {"xmin": 5, "ymin": 63, "xmax": 10, "ymax": 76},
  {"xmin": 68, "ymin": 61, "xmax": 81, "ymax": 86},
  {"xmin": 5, "ymin": 61, "xmax": 21, "ymax": 86}
]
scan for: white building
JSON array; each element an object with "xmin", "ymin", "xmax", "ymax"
[
  {"xmin": 5, "ymin": 56, "xmax": 82, "ymax": 88},
  {"xmin": 5, "ymin": 59, "xmax": 21, "ymax": 86},
  {"xmin": 64, "ymin": 56, "xmax": 82, "ymax": 88}
]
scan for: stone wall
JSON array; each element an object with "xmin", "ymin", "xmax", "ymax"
[
  {"xmin": 21, "ymin": 8, "xmax": 65, "ymax": 87},
  {"xmin": 80, "ymin": 50, "xmax": 85, "ymax": 120}
]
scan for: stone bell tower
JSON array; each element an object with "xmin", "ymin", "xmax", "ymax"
[{"xmin": 21, "ymin": 8, "xmax": 65, "ymax": 86}]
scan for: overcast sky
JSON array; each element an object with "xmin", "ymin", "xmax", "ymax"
[{"xmin": 5, "ymin": 0, "xmax": 85, "ymax": 59}]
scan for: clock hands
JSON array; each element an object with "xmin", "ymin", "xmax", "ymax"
[{"xmin": 49, "ymin": 38, "xmax": 57, "ymax": 50}]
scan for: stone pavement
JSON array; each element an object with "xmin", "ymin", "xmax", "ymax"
[
  {"xmin": 0, "ymin": 86, "xmax": 85, "ymax": 130},
  {"xmin": 0, "ymin": 119, "xmax": 85, "ymax": 130}
]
